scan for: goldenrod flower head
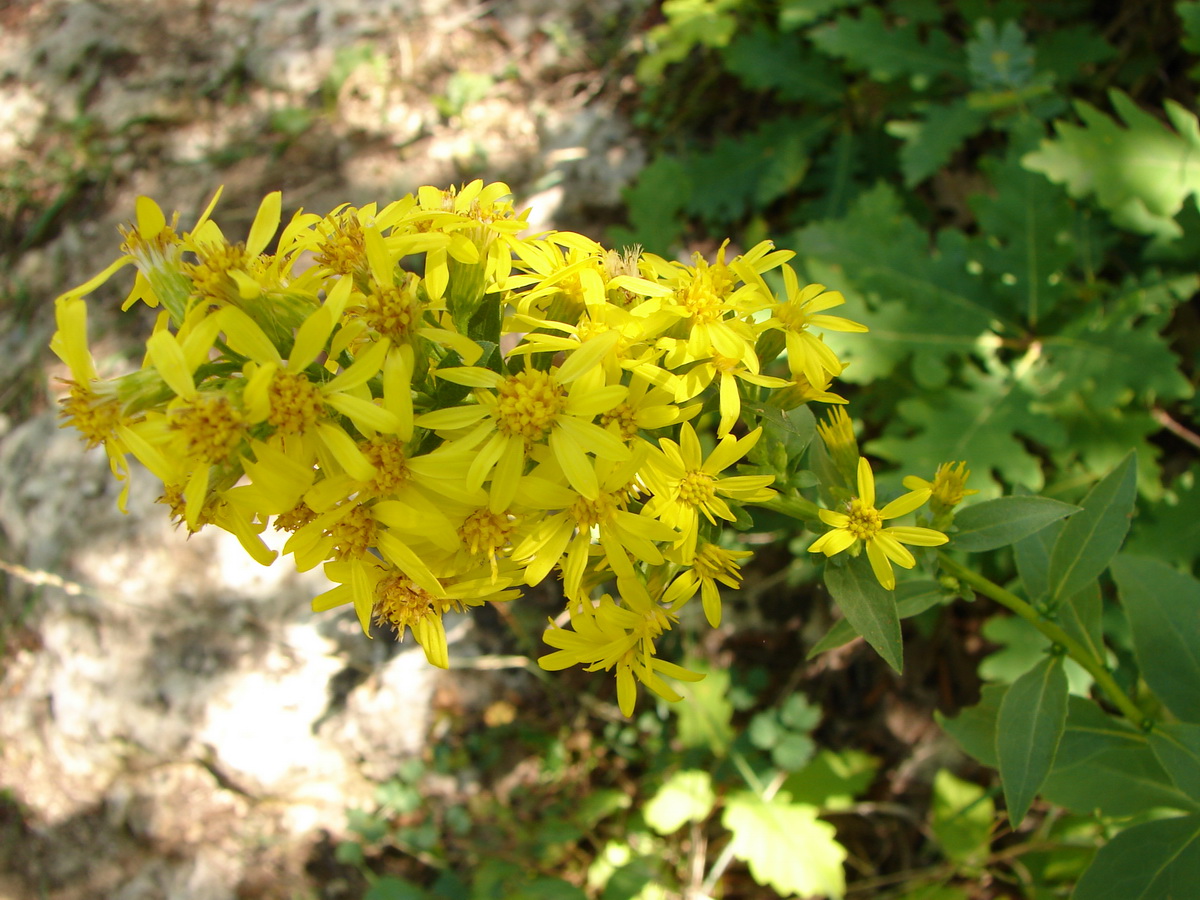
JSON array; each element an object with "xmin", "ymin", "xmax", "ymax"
[
  {"xmin": 809, "ymin": 457, "xmax": 949, "ymax": 590},
  {"xmin": 903, "ymin": 461, "xmax": 978, "ymax": 512},
  {"xmin": 817, "ymin": 407, "xmax": 860, "ymax": 485}
]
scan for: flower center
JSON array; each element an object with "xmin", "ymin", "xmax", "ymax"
[
  {"xmin": 60, "ymin": 382, "xmax": 123, "ymax": 448},
  {"xmin": 274, "ymin": 502, "xmax": 317, "ymax": 533},
  {"xmin": 360, "ymin": 436, "xmax": 410, "ymax": 496},
  {"xmin": 267, "ymin": 371, "xmax": 324, "ymax": 434},
  {"xmin": 678, "ymin": 470, "xmax": 716, "ymax": 507},
  {"xmin": 329, "ymin": 504, "xmax": 377, "ymax": 561},
  {"xmin": 600, "ymin": 402, "xmax": 638, "ymax": 443},
  {"xmin": 679, "ymin": 262, "xmax": 735, "ymax": 325},
  {"xmin": 373, "ymin": 574, "xmax": 437, "ymax": 634},
  {"xmin": 314, "ymin": 213, "xmax": 366, "ymax": 276},
  {"xmin": 772, "ymin": 301, "xmax": 809, "ymax": 333},
  {"xmin": 494, "ymin": 369, "xmax": 566, "ymax": 443},
  {"xmin": 846, "ymin": 499, "xmax": 883, "ymax": 540},
  {"xmin": 184, "ymin": 241, "xmax": 248, "ymax": 303},
  {"xmin": 459, "ymin": 508, "xmax": 514, "ymax": 558},
  {"xmin": 362, "ymin": 277, "xmax": 420, "ymax": 342},
  {"xmin": 171, "ymin": 394, "xmax": 244, "ymax": 464},
  {"xmin": 569, "ymin": 491, "xmax": 620, "ymax": 529}
]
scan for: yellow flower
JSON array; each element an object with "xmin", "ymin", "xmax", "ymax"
[
  {"xmin": 538, "ymin": 577, "xmax": 703, "ymax": 716},
  {"xmin": 662, "ymin": 542, "xmax": 753, "ymax": 627},
  {"xmin": 416, "ymin": 333, "xmax": 629, "ymax": 510},
  {"xmin": 765, "ymin": 266, "xmax": 867, "ymax": 389},
  {"xmin": 809, "ymin": 457, "xmax": 948, "ymax": 590},
  {"xmin": 313, "ymin": 555, "xmax": 519, "ymax": 667},
  {"xmin": 903, "ymin": 461, "xmax": 978, "ymax": 512},
  {"xmin": 642, "ymin": 423, "xmax": 776, "ymax": 563},
  {"xmin": 816, "ymin": 406, "xmax": 860, "ymax": 487}
]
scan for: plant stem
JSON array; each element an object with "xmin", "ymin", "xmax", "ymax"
[{"xmin": 937, "ymin": 552, "xmax": 1147, "ymax": 728}]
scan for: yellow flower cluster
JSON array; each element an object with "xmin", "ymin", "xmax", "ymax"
[{"xmin": 51, "ymin": 181, "xmax": 874, "ymax": 715}]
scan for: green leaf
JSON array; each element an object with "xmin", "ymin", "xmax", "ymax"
[
  {"xmin": 869, "ymin": 363, "xmax": 1067, "ymax": 495},
  {"xmin": 808, "ymin": 580, "xmax": 943, "ymax": 657},
  {"xmin": 887, "ymin": 100, "xmax": 988, "ymax": 186},
  {"xmin": 1032, "ymin": 25, "xmax": 1116, "ymax": 87},
  {"xmin": 616, "ymin": 155, "xmax": 690, "ymax": 254},
  {"xmin": 795, "ymin": 185, "xmax": 1009, "ymax": 383},
  {"xmin": 1014, "ymin": 517, "xmax": 1062, "ymax": 603},
  {"xmin": 366, "ymin": 877, "xmax": 428, "ymax": 900},
  {"xmin": 1048, "ymin": 450, "xmax": 1137, "ymax": 606},
  {"xmin": 930, "ymin": 769, "xmax": 994, "ymax": 864},
  {"xmin": 781, "ymin": 748, "xmax": 880, "ymax": 810},
  {"xmin": 939, "ymin": 683, "xmax": 1008, "ymax": 768},
  {"xmin": 996, "ymin": 655, "xmax": 1069, "ymax": 826},
  {"xmin": 1151, "ymin": 723, "xmax": 1200, "ymax": 802},
  {"xmin": 1057, "ymin": 580, "xmax": 1105, "ymax": 667},
  {"xmin": 520, "ymin": 879, "xmax": 589, "ymax": 900},
  {"xmin": 674, "ymin": 660, "xmax": 734, "ymax": 755},
  {"xmin": 1041, "ymin": 697, "xmax": 1191, "ymax": 817},
  {"xmin": 1112, "ymin": 555, "xmax": 1200, "ymax": 724},
  {"xmin": 1023, "ymin": 89, "xmax": 1200, "ymax": 245},
  {"xmin": 682, "ymin": 117, "xmax": 828, "ymax": 224},
  {"xmin": 1182, "ymin": 1, "xmax": 1200, "ymax": 54},
  {"xmin": 772, "ymin": 732, "xmax": 817, "ymax": 771},
  {"xmin": 966, "ymin": 19, "xmax": 1035, "ymax": 91},
  {"xmin": 779, "ymin": 692, "xmax": 822, "ymax": 732},
  {"xmin": 824, "ymin": 554, "xmax": 903, "ymax": 673},
  {"xmin": 643, "ymin": 770, "xmax": 716, "ymax": 835},
  {"xmin": 950, "ymin": 496, "xmax": 1079, "ymax": 552},
  {"xmin": 970, "ymin": 134, "xmax": 1084, "ymax": 325},
  {"xmin": 722, "ymin": 792, "xmax": 847, "ymax": 899},
  {"xmin": 1071, "ymin": 814, "xmax": 1200, "ymax": 900},
  {"xmin": 753, "ymin": 402, "xmax": 816, "ymax": 463},
  {"xmin": 808, "ymin": 6, "xmax": 965, "ymax": 83},
  {"xmin": 722, "ymin": 24, "xmax": 845, "ymax": 102},
  {"xmin": 1126, "ymin": 464, "xmax": 1200, "ymax": 567},
  {"xmin": 979, "ymin": 615, "xmax": 1092, "ymax": 695},
  {"xmin": 779, "ymin": 0, "xmax": 863, "ymax": 29}
]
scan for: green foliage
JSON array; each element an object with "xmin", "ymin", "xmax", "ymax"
[
  {"xmin": 949, "ymin": 495, "xmax": 1079, "ymax": 552},
  {"xmin": 824, "ymin": 553, "xmax": 903, "ymax": 672},
  {"xmin": 1024, "ymin": 90, "xmax": 1200, "ymax": 245},
  {"xmin": 996, "ymin": 654, "xmax": 1068, "ymax": 826},
  {"xmin": 722, "ymin": 791, "xmax": 847, "ymax": 898}
]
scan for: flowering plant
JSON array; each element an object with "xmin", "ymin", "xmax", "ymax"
[{"xmin": 51, "ymin": 181, "xmax": 954, "ymax": 715}]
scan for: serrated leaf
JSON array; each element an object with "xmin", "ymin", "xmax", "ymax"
[
  {"xmin": 1048, "ymin": 450, "xmax": 1137, "ymax": 605},
  {"xmin": 1023, "ymin": 89, "xmax": 1200, "ymax": 244},
  {"xmin": 1112, "ymin": 555, "xmax": 1200, "ymax": 724},
  {"xmin": 950, "ymin": 495, "xmax": 1080, "ymax": 551},
  {"xmin": 930, "ymin": 769, "xmax": 994, "ymax": 864},
  {"xmin": 824, "ymin": 554, "xmax": 903, "ymax": 673},
  {"xmin": 808, "ymin": 6, "xmax": 964, "ymax": 83},
  {"xmin": 971, "ymin": 134, "xmax": 1084, "ymax": 325},
  {"xmin": 1150, "ymin": 723, "xmax": 1200, "ymax": 802},
  {"xmin": 682, "ymin": 117, "xmax": 828, "ymax": 224},
  {"xmin": 868, "ymin": 363, "xmax": 1067, "ymax": 495},
  {"xmin": 795, "ymin": 184, "xmax": 1010, "ymax": 382},
  {"xmin": 966, "ymin": 19, "xmax": 1035, "ymax": 91},
  {"xmin": 722, "ymin": 24, "xmax": 844, "ymax": 102},
  {"xmin": 996, "ymin": 654, "xmax": 1069, "ymax": 826},
  {"xmin": 644, "ymin": 770, "xmax": 716, "ymax": 835},
  {"xmin": 888, "ymin": 100, "xmax": 988, "ymax": 186},
  {"xmin": 808, "ymin": 580, "xmax": 943, "ymax": 657},
  {"xmin": 1038, "ymin": 296, "xmax": 1192, "ymax": 406},
  {"xmin": 722, "ymin": 793, "xmax": 847, "ymax": 899},
  {"xmin": 1071, "ymin": 814, "xmax": 1200, "ymax": 900}
]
